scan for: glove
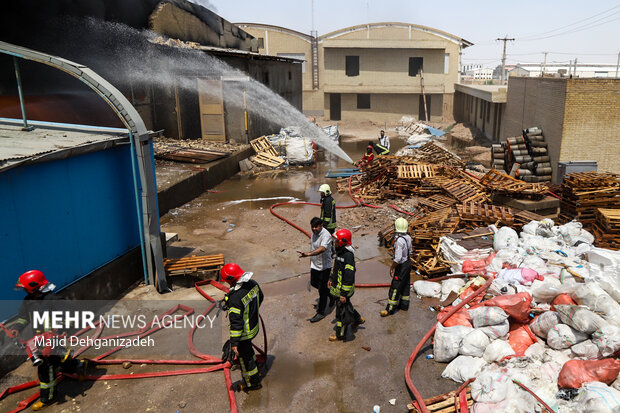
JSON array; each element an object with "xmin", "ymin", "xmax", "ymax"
[{"xmin": 221, "ymin": 339, "xmax": 235, "ymax": 364}]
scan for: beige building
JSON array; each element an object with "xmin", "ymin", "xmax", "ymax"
[
  {"xmin": 453, "ymin": 84, "xmax": 507, "ymax": 142},
  {"xmin": 237, "ymin": 22, "xmax": 472, "ymax": 122},
  {"xmin": 501, "ymin": 77, "xmax": 620, "ymax": 180}
]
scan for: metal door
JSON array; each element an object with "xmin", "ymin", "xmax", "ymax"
[
  {"xmin": 197, "ymin": 78, "xmax": 226, "ymax": 141},
  {"xmin": 330, "ymin": 93, "xmax": 341, "ymax": 121}
]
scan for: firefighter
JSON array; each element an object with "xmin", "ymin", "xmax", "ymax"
[
  {"xmin": 355, "ymin": 145, "xmax": 375, "ymax": 168},
  {"xmin": 318, "ymin": 184, "xmax": 337, "ymax": 235},
  {"xmin": 381, "ymin": 218, "xmax": 412, "ymax": 317},
  {"xmin": 11, "ymin": 270, "xmax": 86, "ymax": 411},
  {"xmin": 328, "ymin": 229, "xmax": 365, "ymax": 341},
  {"xmin": 370, "ymin": 130, "xmax": 390, "ymax": 155},
  {"xmin": 221, "ymin": 263, "xmax": 264, "ymax": 392}
]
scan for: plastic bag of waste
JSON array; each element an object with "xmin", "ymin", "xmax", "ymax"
[
  {"xmin": 440, "ymin": 278, "xmax": 466, "ymax": 302},
  {"xmin": 441, "ymin": 356, "xmax": 486, "ymax": 383},
  {"xmin": 571, "ymin": 283, "xmax": 620, "ymax": 326},
  {"xmin": 550, "ymin": 293, "xmax": 577, "ymax": 310},
  {"xmin": 487, "ymin": 248, "xmax": 523, "ymax": 274},
  {"xmin": 574, "ymin": 381, "xmax": 620, "ymax": 413},
  {"xmin": 497, "ymin": 267, "xmax": 542, "ymax": 286},
  {"xmin": 469, "ymin": 306, "xmax": 509, "ymax": 328},
  {"xmin": 530, "ymin": 311, "xmax": 561, "ymax": 339},
  {"xmin": 438, "ymin": 306, "xmax": 473, "ymax": 328},
  {"xmin": 524, "ymin": 341, "xmax": 546, "ymax": 358},
  {"xmin": 547, "ymin": 324, "xmax": 589, "ymax": 350},
  {"xmin": 483, "ymin": 339, "xmax": 515, "ymax": 363},
  {"xmin": 558, "ymin": 359, "xmax": 620, "ymax": 388},
  {"xmin": 520, "ymin": 255, "xmax": 549, "ymax": 276},
  {"xmin": 530, "ymin": 278, "xmax": 577, "ymax": 303},
  {"xmin": 591, "ymin": 324, "xmax": 620, "ymax": 357},
  {"xmin": 488, "ymin": 278, "xmax": 517, "ymax": 296},
  {"xmin": 493, "ymin": 227, "xmax": 519, "ymax": 251},
  {"xmin": 479, "ymin": 292, "xmax": 532, "ymax": 323},
  {"xmin": 460, "ymin": 329, "xmax": 491, "ymax": 357},
  {"xmin": 508, "ymin": 323, "xmax": 537, "ymax": 355},
  {"xmin": 479, "ymin": 319, "xmax": 510, "ymax": 340},
  {"xmin": 521, "ymin": 221, "xmax": 539, "ymax": 236},
  {"xmin": 471, "ymin": 371, "xmax": 518, "ymax": 403},
  {"xmin": 433, "ymin": 323, "xmax": 473, "ymax": 362},
  {"xmin": 554, "ymin": 304, "xmax": 609, "ymax": 334},
  {"xmin": 613, "ymin": 377, "xmax": 620, "ymax": 392},
  {"xmin": 571, "ymin": 340, "xmax": 601, "ymax": 360},
  {"xmin": 413, "ymin": 280, "xmax": 441, "ymax": 298}
]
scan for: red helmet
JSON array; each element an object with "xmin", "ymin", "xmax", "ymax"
[
  {"xmin": 220, "ymin": 263, "xmax": 245, "ymax": 286},
  {"xmin": 16, "ymin": 270, "xmax": 49, "ymax": 294},
  {"xmin": 335, "ymin": 229, "xmax": 352, "ymax": 247}
]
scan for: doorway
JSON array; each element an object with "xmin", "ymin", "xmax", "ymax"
[{"xmin": 330, "ymin": 93, "xmax": 341, "ymax": 121}]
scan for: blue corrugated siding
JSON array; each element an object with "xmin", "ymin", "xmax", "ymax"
[{"xmin": 0, "ymin": 144, "xmax": 140, "ymax": 303}]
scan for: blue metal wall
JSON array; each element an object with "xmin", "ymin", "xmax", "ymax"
[{"xmin": 0, "ymin": 144, "xmax": 141, "ymax": 304}]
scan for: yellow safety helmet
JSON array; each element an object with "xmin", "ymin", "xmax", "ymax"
[
  {"xmin": 394, "ymin": 217, "xmax": 408, "ymax": 233},
  {"xmin": 318, "ymin": 184, "xmax": 331, "ymax": 195}
]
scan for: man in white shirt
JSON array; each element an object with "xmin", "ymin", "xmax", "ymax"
[
  {"xmin": 380, "ymin": 218, "xmax": 412, "ymax": 317},
  {"xmin": 298, "ymin": 217, "xmax": 334, "ymax": 322},
  {"xmin": 370, "ymin": 130, "xmax": 390, "ymax": 156}
]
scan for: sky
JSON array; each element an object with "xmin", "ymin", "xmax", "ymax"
[{"xmin": 203, "ymin": 0, "xmax": 620, "ymax": 68}]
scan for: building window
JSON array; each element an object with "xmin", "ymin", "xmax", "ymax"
[
  {"xmin": 444, "ymin": 54, "xmax": 450, "ymax": 74},
  {"xmin": 346, "ymin": 56, "xmax": 360, "ymax": 77},
  {"xmin": 357, "ymin": 94, "xmax": 371, "ymax": 109},
  {"xmin": 409, "ymin": 57, "xmax": 423, "ymax": 76}
]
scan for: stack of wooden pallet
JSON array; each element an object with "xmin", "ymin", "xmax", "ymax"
[
  {"xmin": 250, "ymin": 136, "xmax": 285, "ymax": 168},
  {"xmin": 559, "ymin": 172, "xmax": 620, "ymax": 225},
  {"xmin": 592, "ymin": 208, "xmax": 620, "ymax": 250},
  {"xmin": 408, "ymin": 386, "xmax": 473, "ymax": 413},
  {"xmin": 479, "ymin": 169, "xmax": 548, "ymax": 199}
]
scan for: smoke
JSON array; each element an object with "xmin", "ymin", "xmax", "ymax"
[{"xmin": 188, "ymin": 0, "xmax": 218, "ymax": 12}]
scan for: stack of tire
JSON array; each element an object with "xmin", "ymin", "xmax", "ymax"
[
  {"xmin": 521, "ymin": 127, "xmax": 551, "ymax": 183},
  {"xmin": 491, "ymin": 143, "xmax": 505, "ymax": 171}
]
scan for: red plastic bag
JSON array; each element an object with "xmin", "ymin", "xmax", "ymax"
[
  {"xmin": 558, "ymin": 359, "xmax": 620, "ymax": 389},
  {"xmin": 550, "ymin": 293, "xmax": 577, "ymax": 311},
  {"xmin": 462, "ymin": 252, "xmax": 496, "ymax": 274},
  {"xmin": 459, "ymin": 286, "xmax": 484, "ymax": 306},
  {"xmin": 481, "ymin": 292, "xmax": 532, "ymax": 323},
  {"xmin": 508, "ymin": 323, "xmax": 537, "ymax": 356},
  {"xmin": 438, "ymin": 306, "xmax": 473, "ymax": 328}
]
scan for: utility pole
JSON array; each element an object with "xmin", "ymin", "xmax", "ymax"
[
  {"xmin": 568, "ymin": 60, "xmax": 572, "ymax": 77},
  {"xmin": 574, "ymin": 58, "xmax": 578, "ymax": 77},
  {"xmin": 616, "ymin": 52, "xmax": 619, "ymax": 78},
  {"xmin": 497, "ymin": 36, "xmax": 515, "ymax": 84},
  {"xmin": 542, "ymin": 52, "xmax": 548, "ymax": 77},
  {"xmin": 311, "ymin": 0, "xmax": 314, "ymax": 32}
]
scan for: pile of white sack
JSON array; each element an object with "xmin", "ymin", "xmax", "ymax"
[
  {"xmin": 415, "ymin": 219, "xmax": 620, "ymax": 412},
  {"xmin": 267, "ymin": 127, "xmax": 315, "ymax": 164}
]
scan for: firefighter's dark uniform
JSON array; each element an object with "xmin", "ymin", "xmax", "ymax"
[
  {"xmin": 13, "ymin": 292, "xmax": 83, "ymax": 404},
  {"xmin": 329, "ymin": 246, "xmax": 362, "ymax": 340},
  {"xmin": 320, "ymin": 194, "xmax": 337, "ymax": 234},
  {"xmin": 225, "ymin": 279, "xmax": 264, "ymax": 388},
  {"xmin": 386, "ymin": 234, "xmax": 412, "ymax": 313}
]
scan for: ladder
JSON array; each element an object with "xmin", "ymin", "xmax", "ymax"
[
  {"xmin": 311, "ymin": 30, "xmax": 319, "ymax": 89},
  {"xmin": 420, "ymin": 68, "xmax": 428, "ymax": 121}
]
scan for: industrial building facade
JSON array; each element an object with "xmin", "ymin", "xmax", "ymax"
[
  {"xmin": 501, "ymin": 77, "xmax": 620, "ymax": 180},
  {"xmin": 453, "ymin": 84, "xmax": 507, "ymax": 142},
  {"xmin": 237, "ymin": 22, "xmax": 472, "ymax": 122}
]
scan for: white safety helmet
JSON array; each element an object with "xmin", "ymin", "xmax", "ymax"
[
  {"xmin": 318, "ymin": 184, "xmax": 331, "ymax": 196},
  {"xmin": 394, "ymin": 217, "xmax": 409, "ymax": 233}
]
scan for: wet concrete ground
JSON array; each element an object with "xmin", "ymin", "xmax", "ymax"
[{"xmin": 0, "ymin": 136, "xmax": 461, "ymax": 413}]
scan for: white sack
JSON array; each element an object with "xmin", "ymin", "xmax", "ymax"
[
  {"xmin": 478, "ymin": 319, "xmax": 510, "ymax": 340},
  {"xmin": 488, "ymin": 278, "xmax": 517, "ymax": 296},
  {"xmin": 413, "ymin": 280, "xmax": 441, "ymax": 298},
  {"xmin": 575, "ymin": 381, "xmax": 620, "ymax": 413},
  {"xmin": 530, "ymin": 311, "xmax": 561, "ymax": 339},
  {"xmin": 554, "ymin": 304, "xmax": 609, "ymax": 334},
  {"xmin": 433, "ymin": 323, "xmax": 473, "ymax": 362},
  {"xmin": 468, "ymin": 306, "xmax": 509, "ymax": 328},
  {"xmin": 441, "ymin": 278, "xmax": 466, "ymax": 301},
  {"xmin": 471, "ymin": 371, "xmax": 518, "ymax": 403},
  {"xmin": 571, "ymin": 283, "xmax": 620, "ymax": 326},
  {"xmin": 547, "ymin": 324, "xmax": 589, "ymax": 349},
  {"xmin": 571, "ymin": 340, "xmax": 601, "ymax": 360},
  {"xmin": 441, "ymin": 356, "xmax": 486, "ymax": 383},
  {"xmin": 591, "ymin": 325, "xmax": 620, "ymax": 357},
  {"xmin": 460, "ymin": 329, "xmax": 491, "ymax": 357},
  {"xmin": 483, "ymin": 339, "xmax": 515, "ymax": 363},
  {"xmin": 494, "ymin": 227, "xmax": 519, "ymax": 251}
]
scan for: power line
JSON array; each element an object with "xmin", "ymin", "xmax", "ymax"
[
  {"xmin": 519, "ymin": 13, "xmax": 620, "ymax": 41},
  {"xmin": 518, "ymin": 5, "xmax": 620, "ymax": 39}
]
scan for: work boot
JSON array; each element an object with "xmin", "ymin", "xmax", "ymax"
[
  {"xmin": 352, "ymin": 317, "xmax": 365, "ymax": 328},
  {"xmin": 32, "ymin": 400, "xmax": 54, "ymax": 411},
  {"xmin": 78, "ymin": 359, "xmax": 88, "ymax": 381},
  {"xmin": 380, "ymin": 310, "xmax": 389, "ymax": 317},
  {"xmin": 236, "ymin": 382, "xmax": 262, "ymax": 392},
  {"xmin": 309, "ymin": 313, "xmax": 325, "ymax": 323},
  {"xmin": 328, "ymin": 334, "xmax": 343, "ymax": 342}
]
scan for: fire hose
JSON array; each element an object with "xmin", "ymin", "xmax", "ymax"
[{"xmin": 0, "ymin": 279, "xmax": 266, "ymax": 413}]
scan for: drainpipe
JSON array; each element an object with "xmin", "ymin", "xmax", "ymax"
[{"xmin": 128, "ymin": 131, "xmax": 149, "ymax": 285}]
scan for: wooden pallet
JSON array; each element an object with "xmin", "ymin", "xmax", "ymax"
[
  {"xmin": 164, "ymin": 254, "xmax": 225, "ymax": 276},
  {"xmin": 397, "ymin": 164, "xmax": 435, "ymax": 179},
  {"xmin": 595, "ymin": 208, "xmax": 620, "ymax": 231},
  {"xmin": 480, "ymin": 169, "xmax": 548, "ymax": 198},
  {"xmin": 250, "ymin": 136, "xmax": 279, "ymax": 157},
  {"xmin": 440, "ymin": 179, "xmax": 490, "ymax": 204},
  {"xmin": 417, "ymin": 195, "xmax": 458, "ymax": 211},
  {"xmin": 408, "ymin": 387, "xmax": 473, "ymax": 413},
  {"xmin": 456, "ymin": 202, "xmax": 514, "ymax": 225},
  {"xmin": 253, "ymin": 152, "xmax": 285, "ymax": 168}
]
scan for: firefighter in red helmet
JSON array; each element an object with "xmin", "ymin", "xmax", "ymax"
[
  {"xmin": 327, "ymin": 229, "xmax": 365, "ymax": 342},
  {"xmin": 11, "ymin": 270, "xmax": 86, "ymax": 411},
  {"xmin": 221, "ymin": 263, "xmax": 264, "ymax": 392}
]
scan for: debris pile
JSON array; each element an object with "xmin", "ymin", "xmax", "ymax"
[
  {"xmin": 415, "ymin": 218, "xmax": 620, "ymax": 413},
  {"xmin": 266, "ymin": 127, "xmax": 315, "ymax": 165},
  {"xmin": 491, "ymin": 127, "xmax": 552, "ymax": 183},
  {"xmin": 249, "ymin": 136, "xmax": 285, "ymax": 168}
]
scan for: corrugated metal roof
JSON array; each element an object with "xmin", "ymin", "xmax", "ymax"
[{"xmin": 0, "ymin": 119, "xmax": 129, "ymax": 171}]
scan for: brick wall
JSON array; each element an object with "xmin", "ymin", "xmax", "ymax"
[{"xmin": 561, "ymin": 79, "xmax": 620, "ymax": 173}]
